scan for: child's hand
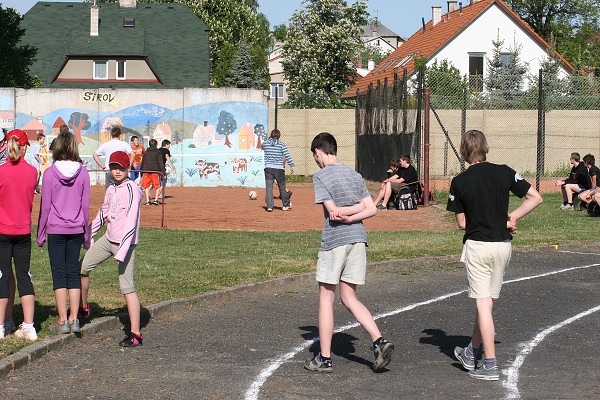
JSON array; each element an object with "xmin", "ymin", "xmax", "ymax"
[{"xmin": 507, "ymin": 214, "xmax": 517, "ymax": 233}]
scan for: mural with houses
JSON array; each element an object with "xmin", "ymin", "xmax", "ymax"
[{"xmin": 0, "ymin": 88, "xmax": 267, "ymax": 187}]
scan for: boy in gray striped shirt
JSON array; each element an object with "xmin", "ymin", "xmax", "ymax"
[{"xmin": 304, "ymin": 132, "xmax": 394, "ymax": 373}]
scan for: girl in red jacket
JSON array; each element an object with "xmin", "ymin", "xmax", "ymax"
[{"xmin": 0, "ymin": 130, "xmax": 38, "ymax": 340}]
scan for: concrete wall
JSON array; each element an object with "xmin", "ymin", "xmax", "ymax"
[
  {"xmin": 1, "ymin": 87, "xmax": 268, "ymax": 187},
  {"xmin": 267, "ymin": 107, "xmax": 600, "ymax": 179}
]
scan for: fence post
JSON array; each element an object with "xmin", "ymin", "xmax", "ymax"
[
  {"xmin": 536, "ymin": 68, "xmax": 545, "ymax": 191},
  {"xmin": 274, "ymin": 86, "xmax": 278, "ymax": 130},
  {"xmin": 424, "ymin": 87, "xmax": 430, "ymax": 207},
  {"xmin": 415, "ymin": 65, "xmax": 424, "ymax": 179}
]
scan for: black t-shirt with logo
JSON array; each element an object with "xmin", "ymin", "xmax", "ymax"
[{"xmin": 446, "ymin": 162, "xmax": 530, "ymax": 243}]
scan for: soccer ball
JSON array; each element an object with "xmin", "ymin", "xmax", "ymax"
[{"xmin": 249, "ymin": 190, "xmax": 258, "ymax": 200}]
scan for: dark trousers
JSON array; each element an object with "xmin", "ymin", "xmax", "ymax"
[
  {"xmin": 0, "ymin": 234, "xmax": 34, "ymax": 298},
  {"xmin": 48, "ymin": 233, "xmax": 84, "ymax": 290},
  {"xmin": 264, "ymin": 168, "xmax": 290, "ymax": 209}
]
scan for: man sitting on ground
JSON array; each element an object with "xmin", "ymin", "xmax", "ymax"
[{"xmin": 555, "ymin": 152, "xmax": 591, "ymax": 210}]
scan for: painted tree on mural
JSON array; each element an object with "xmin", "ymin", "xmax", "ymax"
[
  {"xmin": 172, "ymin": 130, "xmax": 182, "ymax": 144},
  {"xmin": 68, "ymin": 112, "xmax": 91, "ymax": 144},
  {"xmin": 216, "ymin": 110, "xmax": 237, "ymax": 148},
  {"xmin": 254, "ymin": 123, "xmax": 267, "ymax": 149}
]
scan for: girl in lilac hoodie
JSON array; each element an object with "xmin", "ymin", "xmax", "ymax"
[{"xmin": 37, "ymin": 133, "xmax": 90, "ymax": 334}]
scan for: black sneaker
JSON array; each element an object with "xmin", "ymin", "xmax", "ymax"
[
  {"xmin": 376, "ymin": 205, "xmax": 387, "ymax": 210},
  {"xmin": 373, "ymin": 339, "xmax": 394, "ymax": 371},
  {"xmin": 287, "ymin": 190, "xmax": 293, "ymax": 200},
  {"xmin": 119, "ymin": 332, "xmax": 143, "ymax": 347},
  {"xmin": 304, "ymin": 353, "xmax": 332, "ymax": 373}
]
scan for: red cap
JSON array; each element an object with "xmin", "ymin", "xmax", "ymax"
[
  {"xmin": 109, "ymin": 151, "xmax": 130, "ymax": 168},
  {"xmin": 6, "ymin": 129, "xmax": 29, "ymax": 146}
]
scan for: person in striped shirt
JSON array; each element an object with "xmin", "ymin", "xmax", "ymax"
[{"xmin": 261, "ymin": 129, "xmax": 295, "ymax": 212}]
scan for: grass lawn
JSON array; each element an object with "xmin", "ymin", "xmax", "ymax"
[{"xmin": 0, "ymin": 192, "xmax": 594, "ymax": 357}]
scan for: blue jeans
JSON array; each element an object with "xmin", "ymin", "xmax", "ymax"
[
  {"xmin": 129, "ymin": 165, "xmax": 142, "ymax": 181},
  {"xmin": 48, "ymin": 233, "xmax": 84, "ymax": 290},
  {"xmin": 264, "ymin": 168, "xmax": 290, "ymax": 210}
]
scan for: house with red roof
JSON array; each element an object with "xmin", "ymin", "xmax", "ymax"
[
  {"xmin": 344, "ymin": 0, "xmax": 573, "ymax": 97},
  {"xmin": 21, "ymin": 119, "xmax": 47, "ymax": 141}
]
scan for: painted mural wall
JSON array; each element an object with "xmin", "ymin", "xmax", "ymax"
[{"xmin": 0, "ymin": 88, "xmax": 268, "ymax": 187}]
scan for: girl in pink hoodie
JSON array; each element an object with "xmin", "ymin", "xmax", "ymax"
[{"xmin": 37, "ymin": 132, "xmax": 90, "ymax": 334}]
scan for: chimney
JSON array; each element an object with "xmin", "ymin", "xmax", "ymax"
[
  {"xmin": 119, "ymin": 0, "xmax": 137, "ymax": 8},
  {"xmin": 90, "ymin": 5, "xmax": 99, "ymax": 36},
  {"xmin": 368, "ymin": 60, "xmax": 375, "ymax": 71},
  {"xmin": 432, "ymin": 6, "xmax": 442, "ymax": 26},
  {"xmin": 459, "ymin": 2, "xmax": 463, "ymax": 14},
  {"xmin": 448, "ymin": 1, "xmax": 458, "ymax": 13}
]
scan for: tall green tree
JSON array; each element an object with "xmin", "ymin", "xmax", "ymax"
[
  {"xmin": 507, "ymin": 0, "xmax": 600, "ymax": 70},
  {"xmin": 485, "ymin": 35, "xmax": 527, "ymax": 98},
  {"xmin": 281, "ymin": 0, "xmax": 368, "ymax": 108},
  {"xmin": 0, "ymin": 4, "xmax": 37, "ymax": 88}
]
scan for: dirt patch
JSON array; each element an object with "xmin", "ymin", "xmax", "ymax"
[{"xmin": 31, "ymin": 183, "xmax": 454, "ymax": 232}]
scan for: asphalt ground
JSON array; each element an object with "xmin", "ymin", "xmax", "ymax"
[{"xmin": 1, "ymin": 243, "xmax": 599, "ymax": 400}]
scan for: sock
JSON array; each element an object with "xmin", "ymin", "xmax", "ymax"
[
  {"xmin": 563, "ymin": 201, "xmax": 568, "ymax": 206},
  {"xmin": 465, "ymin": 344, "xmax": 475, "ymax": 357},
  {"xmin": 484, "ymin": 357, "xmax": 497, "ymax": 368},
  {"xmin": 373, "ymin": 336, "xmax": 384, "ymax": 347},
  {"xmin": 568, "ymin": 203, "xmax": 573, "ymax": 206},
  {"xmin": 23, "ymin": 322, "xmax": 34, "ymax": 330},
  {"xmin": 318, "ymin": 352, "xmax": 331, "ymax": 362}
]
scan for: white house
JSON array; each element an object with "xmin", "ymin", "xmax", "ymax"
[{"xmin": 345, "ymin": 0, "xmax": 574, "ymax": 97}]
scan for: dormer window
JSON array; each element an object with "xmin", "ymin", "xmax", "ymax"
[{"xmin": 123, "ymin": 18, "xmax": 135, "ymax": 27}]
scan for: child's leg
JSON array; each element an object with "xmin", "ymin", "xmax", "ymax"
[
  {"xmin": 144, "ymin": 186, "xmax": 151, "ymax": 203},
  {"xmin": 80, "ymin": 235, "xmax": 113, "ymax": 310},
  {"xmin": 339, "ymin": 281, "xmax": 382, "ymax": 341},
  {"xmin": 474, "ymin": 297, "xmax": 495, "ymax": 358},
  {"xmin": 381, "ymin": 182, "xmax": 394, "ymax": 206},
  {"xmin": 124, "ymin": 292, "xmax": 141, "ymax": 335},
  {"xmin": 318, "ymin": 283, "xmax": 336, "ymax": 358},
  {"xmin": 118, "ymin": 245, "xmax": 140, "ymax": 334},
  {"xmin": 12, "ymin": 235, "xmax": 35, "ymax": 324},
  {"xmin": 5, "ymin": 274, "xmax": 15, "ymax": 323}
]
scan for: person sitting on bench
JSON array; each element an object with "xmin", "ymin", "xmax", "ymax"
[{"xmin": 374, "ymin": 155, "xmax": 418, "ymax": 210}]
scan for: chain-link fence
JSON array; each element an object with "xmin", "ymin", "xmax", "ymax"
[{"xmin": 426, "ymin": 69, "xmax": 600, "ymax": 194}]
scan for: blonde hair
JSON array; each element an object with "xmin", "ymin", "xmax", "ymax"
[
  {"xmin": 7, "ymin": 137, "xmax": 25, "ymax": 163},
  {"xmin": 460, "ymin": 130, "xmax": 489, "ymax": 164}
]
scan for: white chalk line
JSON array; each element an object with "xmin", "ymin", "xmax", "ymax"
[
  {"xmin": 244, "ymin": 262, "xmax": 600, "ymax": 400},
  {"xmin": 502, "ymin": 304, "xmax": 600, "ymax": 399}
]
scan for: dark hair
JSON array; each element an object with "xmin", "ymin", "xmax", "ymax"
[
  {"xmin": 460, "ymin": 130, "xmax": 489, "ymax": 164},
  {"xmin": 110, "ymin": 126, "xmax": 122, "ymax": 138},
  {"xmin": 310, "ymin": 132, "xmax": 337, "ymax": 155},
  {"xmin": 37, "ymin": 133, "xmax": 45, "ymax": 140},
  {"xmin": 52, "ymin": 132, "xmax": 79, "ymax": 162},
  {"xmin": 583, "ymin": 153, "xmax": 595, "ymax": 166},
  {"xmin": 570, "ymin": 152, "xmax": 581, "ymax": 163},
  {"xmin": 130, "ymin": 135, "xmax": 139, "ymax": 142},
  {"xmin": 270, "ymin": 129, "xmax": 281, "ymax": 139},
  {"xmin": 149, "ymin": 138, "xmax": 158, "ymax": 148},
  {"xmin": 59, "ymin": 125, "xmax": 69, "ymax": 134},
  {"xmin": 400, "ymin": 155, "xmax": 411, "ymax": 164},
  {"xmin": 161, "ymin": 139, "xmax": 171, "ymax": 147}
]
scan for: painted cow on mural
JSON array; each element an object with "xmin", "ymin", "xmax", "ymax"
[
  {"xmin": 195, "ymin": 159, "xmax": 222, "ymax": 180},
  {"xmin": 231, "ymin": 157, "xmax": 250, "ymax": 174}
]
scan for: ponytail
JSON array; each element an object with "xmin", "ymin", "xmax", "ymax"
[{"xmin": 7, "ymin": 137, "xmax": 22, "ymax": 163}]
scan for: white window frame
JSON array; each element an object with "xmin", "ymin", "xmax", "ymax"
[
  {"xmin": 271, "ymin": 83, "xmax": 284, "ymax": 99},
  {"xmin": 93, "ymin": 60, "xmax": 108, "ymax": 80},
  {"xmin": 116, "ymin": 60, "xmax": 126, "ymax": 80}
]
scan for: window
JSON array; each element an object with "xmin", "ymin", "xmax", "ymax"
[
  {"xmin": 116, "ymin": 60, "xmax": 126, "ymax": 80},
  {"xmin": 500, "ymin": 52, "xmax": 514, "ymax": 71},
  {"xmin": 469, "ymin": 53, "xmax": 484, "ymax": 92},
  {"xmin": 93, "ymin": 60, "xmax": 108, "ymax": 79},
  {"xmin": 271, "ymin": 83, "xmax": 284, "ymax": 98}
]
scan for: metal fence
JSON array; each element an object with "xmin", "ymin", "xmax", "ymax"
[{"xmin": 426, "ymin": 69, "xmax": 600, "ymax": 193}]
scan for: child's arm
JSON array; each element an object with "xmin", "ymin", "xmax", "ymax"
[
  {"xmin": 114, "ymin": 183, "xmax": 143, "ymax": 262},
  {"xmin": 82, "ymin": 171, "xmax": 92, "ymax": 249},
  {"xmin": 327, "ymin": 196, "xmax": 377, "ymax": 223},
  {"xmin": 90, "ymin": 190, "xmax": 110, "ymax": 237},
  {"xmin": 36, "ymin": 174, "xmax": 52, "ymax": 246}
]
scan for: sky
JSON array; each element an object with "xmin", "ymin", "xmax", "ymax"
[{"xmin": 4, "ymin": 0, "xmax": 445, "ymax": 39}]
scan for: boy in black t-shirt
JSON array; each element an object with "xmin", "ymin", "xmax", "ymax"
[
  {"xmin": 577, "ymin": 154, "xmax": 599, "ymax": 210},
  {"xmin": 555, "ymin": 152, "xmax": 591, "ymax": 210},
  {"xmin": 374, "ymin": 155, "xmax": 418, "ymax": 210},
  {"xmin": 447, "ymin": 130, "xmax": 542, "ymax": 381}
]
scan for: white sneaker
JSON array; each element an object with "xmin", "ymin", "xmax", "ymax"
[
  {"xmin": 283, "ymin": 202, "xmax": 292, "ymax": 211},
  {"xmin": 0, "ymin": 325, "xmax": 4, "ymax": 339},
  {"xmin": 14, "ymin": 324, "xmax": 38, "ymax": 341}
]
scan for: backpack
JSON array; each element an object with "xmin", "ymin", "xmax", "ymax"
[
  {"xmin": 417, "ymin": 182, "xmax": 434, "ymax": 205},
  {"xmin": 395, "ymin": 186, "xmax": 418, "ymax": 210}
]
